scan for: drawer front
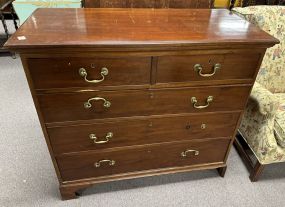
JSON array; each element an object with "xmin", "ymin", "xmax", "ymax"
[
  {"xmin": 156, "ymin": 53, "xmax": 260, "ymax": 83},
  {"xmin": 48, "ymin": 112, "xmax": 240, "ymax": 154},
  {"xmin": 56, "ymin": 138, "xmax": 231, "ymax": 181},
  {"xmin": 39, "ymin": 85, "xmax": 250, "ymax": 123},
  {"xmin": 28, "ymin": 57, "xmax": 151, "ymax": 89}
]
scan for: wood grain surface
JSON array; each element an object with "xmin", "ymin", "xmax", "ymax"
[
  {"xmin": 156, "ymin": 52, "xmax": 261, "ymax": 83},
  {"xmin": 4, "ymin": 9, "xmax": 278, "ymax": 50},
  {"xmin": 84, "ymin": 0, "xmax": 214, "ymax": 8},
  {"xmin": 27, "ymin": 57, "xmax": 151, "ymax": 89},
  {"xmin": 48, "ymin": 112, "xmax": 240, "ymax": 154},
  {"xmin": 56, "ymin": 138, "xmax": 231, "ymax": 181},
  {"xmin": 38, "ymin": 85, "xmax": 250, "ymax": 123}
]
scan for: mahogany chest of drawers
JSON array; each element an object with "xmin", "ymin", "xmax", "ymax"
[{"xmin": 5, "ymin": 8, "xmax": 277, "ymax": 200}]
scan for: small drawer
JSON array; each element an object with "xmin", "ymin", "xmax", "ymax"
[
  {"xmin": 27, "ymin": 57, "xmax": 151, "ymax": 89},
  {"xmin": 156, "ymin": 53, "xmax": 261, "ymax": 83},
  {"xmin": 38, "ymin": 85, "xmax": 250, "ymax": 123},
  {"xmin": 48, "ymin": 112, "xmax": 240, "ymax": 154},
  {"xmin": 56, "ymin": 138, "xmax": 231, "ymax": 181}
]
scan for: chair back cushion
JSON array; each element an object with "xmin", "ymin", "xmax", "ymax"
[{"xmin": 233, "ymin": 6, "xmax": 285, "ymax": 93}]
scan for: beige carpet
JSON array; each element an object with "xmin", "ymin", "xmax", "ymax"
[{"xmin": 1, "ymin": 21, "xmax": 285, "ymax": 207}]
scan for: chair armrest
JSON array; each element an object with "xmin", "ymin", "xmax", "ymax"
[
  {"xmin": 239, "ymin": 83, "xmax": 280, "ymax": 164},
  {"xmin": 250, "ymin": 82, "xmax": 280, "ymax": 116}
]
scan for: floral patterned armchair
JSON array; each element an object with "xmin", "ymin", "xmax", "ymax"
[{"xmin": 233, "ymin": 6, "xmax": 285, "ymax": 181}]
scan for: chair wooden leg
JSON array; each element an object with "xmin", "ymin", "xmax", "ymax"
[
  {"xmin": 229, "ymin": 0, "xmax": 236, "ymax": 10},
  {"xmin": 249, "ymin": 161, "xmax": 265, "ymax": 182},
  {"xmin": 234, "ymin": 133, "xmax": 255, "ymax": 171},
  {"xmin": 10, "ymin": 5, "xmax": 19, "ymax": 30},
  {"xmin": 234, "ymin": 132, "xmax": 266, "ymax": 182},
  {"xmin": 0, "ymin": 11, "xmax": 9, "ymax": 39}
]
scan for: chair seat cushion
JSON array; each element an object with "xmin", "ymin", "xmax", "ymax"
[{"xmin": 274, "ymin": 93, "xmax": 285, "ymax": 147}]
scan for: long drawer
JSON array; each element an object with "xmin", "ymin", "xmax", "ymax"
[
  {"xmin": 156, "ymin": 53, "xmax": 261, "ymax": 83},
  {"xmin": 27, "ymin": 57, "xmax": 151, "ymax": 89},
  {"xmin": 38, "ymin": 85, "xmax": 250, "ymax": 123},
  {"xmin": 56, "ymin": 138, "xmax": 231, "ymax": 181},
  {"xmin": 48, "ymin": 112, "xmax": 240, "ymax": 154}
]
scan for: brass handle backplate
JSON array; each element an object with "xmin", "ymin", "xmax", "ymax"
[
  {"xmin": 79, "ymin": 67, "xmax": 108, "ymax": 83},
  {"xmin": 89, "ymin": 132, "xmax": 113, "ymax": 144},
  {"xmin": 94, "ymin": 159, "xmax": 116, "ymax": 168},
  {"xmin": 194, "ymin": 63, "xmax": 221, "ymax": 77},
  {"xmin": 84, "ymin": 97, "xmax": 111, "ymax": 109},
  {"xmin": 191, "ymin": 96, "xmax": 213, "ymax": 109},
  {"xmin": 181, "ymin": 149, "xmax": 199, "ymax": 157}
]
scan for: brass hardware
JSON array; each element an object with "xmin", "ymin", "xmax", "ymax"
[
  {"xmin": 79, "ymin": 67, "xmax": 108, "ymax": 83},
  {"xmin": 194, "ymin": 63, "xmax": 221, "ymax": 77},
  {"xmin": 191, "ymin": 96, "xmax": 213, "ymax": 109},
  {"xmin": 89, "ymin": 132, "xmax": 113, "ymax": 144},
  {"xmin": 149, "ymin": 93, "xmax": 154, "ymax": 99},
  {"xmin": 94, "ymin": 159, "xmax": 116, "ymax": 168},
  {"xmin": 201, "ymin": 124, "xmax": 206, "ymax": 129},
  {"xmin": 186, "ymin": 124, "xmax": 191, "ymax": 130},
  {"xmin": 181, "ymin": 149, "xmax": 199, "ymax": 157},
  {"xmin": 84, "ymin": 97, "xmax": 111, "ymax": 109}
]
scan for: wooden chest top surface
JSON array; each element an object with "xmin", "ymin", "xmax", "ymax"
[{"xmin": 5, "ymin": 8, "xmax": 278, "ymax": 50}]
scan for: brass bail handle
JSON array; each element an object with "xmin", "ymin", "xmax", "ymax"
[
  {"xmin": 181, "ymin": 149, "xmax": 199, "ymax": 157},
  {"xmin": 94, "ymin": 159, "xmax": 116, "ymax": 168},
  {"xmin": 89, "ymin": 132, "xmax": 113, "ymax": 144},
  {"xmin": 84, "ymin": 97, "xmax": 111, "ymax": 109},
  {"xmin": 194, "ymin": 63, "xmax": 221, "ymax": 77},
  {"xmin": 191, "ymin": 96, "xmax": 213, "ymax": 109},
  {"xmin": 79, "ymin": 67, "xmax": 108, "ymax": 83}
]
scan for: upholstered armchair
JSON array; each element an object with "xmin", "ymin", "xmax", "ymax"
[{"xmin": 233, "ymin": 6, "xmax": 285, "ymax": 181}]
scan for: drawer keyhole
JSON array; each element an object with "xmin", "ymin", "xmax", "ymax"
[{"xmin": 186, "ymin": 124, "xmax": 191, "ymax": 130}]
